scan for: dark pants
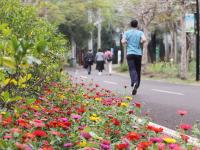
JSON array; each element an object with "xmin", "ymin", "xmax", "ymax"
[
  {"xmin": 127, "ymin": 54, "xmax": 142, "ymax": 88},
  {"xmin": 87, "ymin": 64, "xmax": 91, "ymax": 74}
]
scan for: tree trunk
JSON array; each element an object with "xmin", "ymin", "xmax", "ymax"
[
  {"xmin": 174, "ymin": 30, "xmax": 178, "ymax": 63},
  {"xmin": 97, "ymin": 9, "xmax": 102, "ymax": 49},
  {"xmin": 88, "ymin": 10, "xmax": 93, "ymax": 50},
  {"xmin": 142, "ymin": 25, "xmax": 148, "ymax": 65},
  {"xmin": 71, "ymin": 37, "xmax": 77, "ymax": 67},
  {"xmin": 180, "ymin": 13, "xmax": 187, "ymax": 79}
]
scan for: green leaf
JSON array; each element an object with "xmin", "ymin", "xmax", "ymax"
[
  {"xmin": 36, "ymin": 40, "xmax": 48, "ymax": 53},
  {"xmin": 1, "ymin": 57, "xmax": 16, "ymax": 69},
  {"xmin": 11, "ymin": 37, "xmax": 19, "ymax": 52},
  {"xmin": 26, "ymin": 98, "xmax": 36, "ymax": 105},
  {"xmin": 1, "ymin": 91, "xmax": 10, "ymax": 100}
]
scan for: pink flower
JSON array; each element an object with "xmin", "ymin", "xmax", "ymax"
[
  {"xmin": 81, "ymin": 132, "xmax": 92, "ymax": 140},
  {"xmin": 150, "ymin": 137, "xmax": 163, "ymax": 143},
  {"xmin": 100, "ymin": 140, "xmax": 111, "ymax": 149},
  {"xmin": 158, "ymin": 143, "xmax": 165, "ymax": 150},
  {"xmin": 169, "ymin": 144, "xmax": 180, "ymax": 150},
  {"xmin": 32, "ymin": 120, "xmax": 45, "ymax": 128},
  {"xmin": 15, "ymin": 142, "xmax": 32, "ymax": 150},
  {"xmin": 60, "ymin": 118, "xmax": 68, "ymax": 122},
  {"xmin": 63, "ymin": 143, "xmax": 73, "ymax": 147},
  {"xmin": 180, "ymin": 124, "xmax": 192, "ymax": 131},
  {"xmin": 177, "ymin": 110, "xmax": 188, "ymax": 116},
  {"xmin": 71, "ymin": 114, "xmax": 82, "ymax": 120}
]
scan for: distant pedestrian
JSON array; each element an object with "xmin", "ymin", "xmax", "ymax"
[
  {"xmin": 121, "ymin": 19, "xmax": 146, "ymax": 95},
  {"xmin": 84, "ymin": 49, "xmax": 94, "ymax": 75},
  {"xmin": 95, "ymin": 49, "xmax": 105, "ymax": 75},
  {"xmin": 104, "ymin": 49, "xmax": 113, "ymax": 75}
]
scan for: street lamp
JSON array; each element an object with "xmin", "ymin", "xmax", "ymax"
[{"xmin": 196, "ymin": 0, "xmax": 199, "ymax": 81}]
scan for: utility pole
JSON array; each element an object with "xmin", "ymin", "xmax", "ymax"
[{"xmin": 196, "ymin": 0, "xmax": 200, "ymax": 81}]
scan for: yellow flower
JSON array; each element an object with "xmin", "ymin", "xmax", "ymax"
[
  {"xmin": 0, "ymin": 111, "xmax": 6, "ymax": 115},
  {"xmin": 89, "ymin": 115, "xmax": 101, "ymax": 122},
  {"xmin": 58, "ymin": 94, "xmax": 65, "ymax": 99},
  {"xmin": 79, "ymin": 141, "xmax": 87, "ymax": 147},
  {"xmin": 92, "ymin": 114, "xmax": 97, "ymax": 117},
  {"xmin": 124, "ymin": 96, "xmax": 132, "ymax": 100},
  {"xmin": 95, "ymin": 97, "xmax": 102, "ymax": 101},
  {"xmin": 163, "ymin": 137, "xmax": 176, "ymax": 144},
  {"xmin": 120, "ymin": 102, "xmax": 129, "ymax": 107}
]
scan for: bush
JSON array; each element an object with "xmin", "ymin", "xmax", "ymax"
[{"xmin": 0, "ymin": 0, "xmax": 69, "ymax": 109}]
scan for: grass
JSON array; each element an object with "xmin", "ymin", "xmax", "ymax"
[{"xmin": 114, "ymin": 62, "xmax": 200, "ymax": 86}]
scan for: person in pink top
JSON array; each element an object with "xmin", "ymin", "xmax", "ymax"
[{"xmin": 104, "ymin": 49, "xmax": 113, "ymax": 75}]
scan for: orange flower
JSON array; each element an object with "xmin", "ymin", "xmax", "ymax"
[
  {"xmin": 17, "ymin": 118, "xmax": 30, "ymax": 128},
  {"xmin": 126, "ymin": 132, "xmax": 140, "ymax": 141},
  {"xmin": 2, "ymin": 116, "xmax": 12, "ymax": 126}
]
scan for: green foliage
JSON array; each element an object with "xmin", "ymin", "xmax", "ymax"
[
  {"xmin": 0, "ymin": 0, "xmax": 69, "ymax": 108},
  {"xmin": 118, "ymin": 63, "xmax": 128, "ymax": 72},
  {"xmin": 146, "ymin": 62, "xmax": 179, "ymax": 77}
]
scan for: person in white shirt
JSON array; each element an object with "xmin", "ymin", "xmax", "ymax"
[{"xmin": 104, "ymin": 49, "xmax": 113, "ymax": 75}]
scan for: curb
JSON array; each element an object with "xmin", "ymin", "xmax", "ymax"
[{"xmin": 148, "ymin": 121, "xmax": 200, "ymax": 147}]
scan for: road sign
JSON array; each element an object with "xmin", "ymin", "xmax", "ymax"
[{"xmin": 185, "ymin": 14, "xmax": 195, "ymax": 33}]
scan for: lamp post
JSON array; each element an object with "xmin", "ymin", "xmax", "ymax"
[{"xmin": 196, "ymin": 0, "xmax": 200, "ymax": 81}]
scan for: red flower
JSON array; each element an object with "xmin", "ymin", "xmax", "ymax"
[
  {"xmin": 126, "ymin": 132, "xmax": 140, "ymax": 141},
  {"xmin": 146, "ymin": 125, "xmax": 163, "ymax": 133},
  {"xmin": 33, "ymin": 130, "xmax": 47, "ymax": 137},
  {"xmin": 77, "ymin": 106, "xmax": 86, "ymax": 114},
  {"xmin": 135, "ymin": 102, "xmax": 141, "ymax": 108},
  {"xmin": 111, "ymin": 118, "xmax": 121, "ymax": 126},
  {"xmin": 137, "ymin": 141, "xmax": 152, "ymax": 150},
  {"xmin": 115, "ymin": 143, "xmax": 129, "ymax": 150},
  {"xmin": 180, "ymin": 124, "xmax": 192, "ymax": 131},
  {"xmin": 177, "ymin": 110, "xmax": 188, "ymax": 116},
  {"xmin": 180, "ymin": 134, "xmax": 189, "ymax": 142}
]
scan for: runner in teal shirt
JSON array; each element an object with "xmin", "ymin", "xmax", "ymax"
[
  {"xmin": 121, "ymin": 20, "xmax": 146, "ymax": 95},
  {"xmin": 123, "ymin": 29, "xmax": 144, "ymax": 56}
]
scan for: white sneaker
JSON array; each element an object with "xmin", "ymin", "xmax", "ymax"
[{"xmin": 98, "ymin": 72, "xmax": 102, "ymax": 76}]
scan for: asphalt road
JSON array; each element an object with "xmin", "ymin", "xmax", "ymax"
[{"xmin": 67, "ymin": 67, "xmax": 200, "ymax": 130}]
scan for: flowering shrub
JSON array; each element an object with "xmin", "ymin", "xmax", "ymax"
[{"xmin": 0, "ymin": 74, "xmax": 199, "ymax": 150}]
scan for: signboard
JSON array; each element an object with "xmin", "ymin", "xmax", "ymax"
[{"xmin": 185, "ymin": 14, "xmax": 195, "ymax": 33}]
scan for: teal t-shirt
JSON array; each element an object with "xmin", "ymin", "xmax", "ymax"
[{"xmin": 123, "ymin": 29, "xmax": 144, "ymax": 56}]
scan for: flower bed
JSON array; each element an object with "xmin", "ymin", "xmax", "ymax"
[{"xmin": 0, "ymin": 74, "xmax": 199, "ymax": 150}]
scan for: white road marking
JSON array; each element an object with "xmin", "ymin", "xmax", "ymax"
[
  {"xmin": 80, "ymin": 76, "xmax": 88, "ymax": 79},
  {"xmin": 152, "ymin": 89, "xmax": 184, "ymax": 96},
  {"xmin": 103, "ymin": 81, "xmax": 118, "ymax": 85}
]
